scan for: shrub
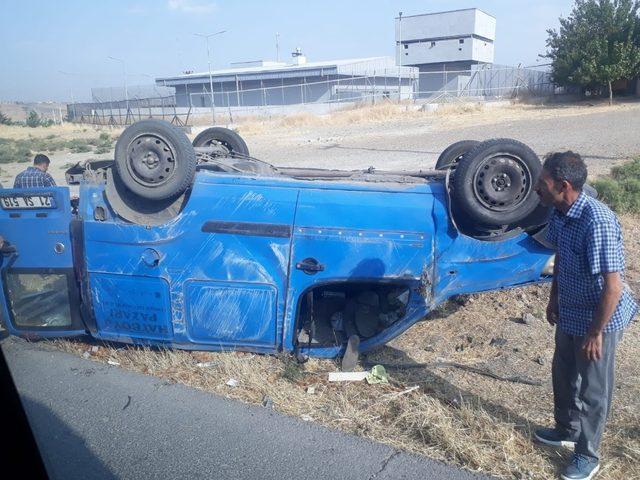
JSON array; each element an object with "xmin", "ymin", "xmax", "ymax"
[
  {"xmin": 0, "ymin": 110, "xmax": 13, "ymax": 126},
  {"xmin": 0, "ymin": 139, "xmax": 32, "ymax": 164},
  {"xmin": 25, "ymin": 111, "xmax": 41, "ymax": 128},
  {"xmin": 592, "ymin": 158, "xmax": 640, "ymax": 214}
]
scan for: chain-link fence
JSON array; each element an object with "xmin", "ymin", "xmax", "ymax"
[{"xmin": 68, "ymin": 65, "xmax": 555, "ymax": 126}]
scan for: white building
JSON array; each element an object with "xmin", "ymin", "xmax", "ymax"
[{"xmin": 396, "ymin": 8, "xmax": 496, "ymax": 97}]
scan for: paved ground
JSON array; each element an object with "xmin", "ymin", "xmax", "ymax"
[
  {"xmin": 2, "ymin": 337, "xmax": 493, "ymax": 480},
  {"xmin": 247, "ymin": 102, "xmax": 640, "ymax": 176}
]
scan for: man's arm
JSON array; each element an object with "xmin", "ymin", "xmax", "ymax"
[
  {"xmin": 582, "ymin": 272, "xmax": 623, "ymax": 361},
  {"xmin": 546, "ymin": 252, "xmax": 559, "ymax": 326}
]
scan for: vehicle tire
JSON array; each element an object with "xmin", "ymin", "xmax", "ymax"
[
  {"xmin": 435, "ymin": 140, "xmax": 480, "ymax": 170},
  {"xmin": 192, "ymin": 127, "xmax": 250, "ymax": 156},
  {"xmin": 451, "ymin": 138, "xmax": 542, "ymax": 227},
  {"xmin": 114, "ymin": 119, "xmax": 196, "ymax": 201}
]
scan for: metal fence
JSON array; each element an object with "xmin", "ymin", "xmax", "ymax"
[{"xmin": 68, "ymin": 65, "xmax": 554, "ymax": 126}]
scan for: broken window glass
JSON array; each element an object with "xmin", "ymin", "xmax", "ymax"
[{"xmin": 6, "ymin": 273, "xmax": 72, "ymax": 328}]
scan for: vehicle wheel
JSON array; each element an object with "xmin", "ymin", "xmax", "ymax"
[
  {"xmin": 114, "ymin": 119, "xmax": 196, "ymax": 201},
  {"xmin": 192, "ymin": 127, "xmax": 250, "ymax": 156},
  {"xmin": 451, "ymin": 138, "xmax": 542, "ymax": 227},
  {"xmin": 435, "ymin": 140, "xmax": 480, "ymax": 171}
]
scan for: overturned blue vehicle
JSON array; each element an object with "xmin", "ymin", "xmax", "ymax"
[{"xmin": 0, "ymin": 120, "xmax": 556, "ymax": 358}]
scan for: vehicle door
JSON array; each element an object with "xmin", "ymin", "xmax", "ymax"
[
  {"xmin": 82, "ymin": 178, "xmax": 298, "ymax": 352},
  {"xmin": 284, "ymin": 185, "xmax": 434, "ymax": 353},
  {"xmin": 0, "ymin": 187, "xmax": 85, "ymax": 337}
]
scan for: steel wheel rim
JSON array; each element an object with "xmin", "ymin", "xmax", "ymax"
[
  {"xmin": 126, "ymin": 134, "xmax": 177, "ymax": 187},
  {"xmin": 472, "ymin": 153, "xmax": 532, "ymax": 212}
]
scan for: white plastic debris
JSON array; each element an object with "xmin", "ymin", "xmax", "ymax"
[
  {"xmin": 107, "ymin": 360, "xmax": 120, "ymax": 366},
  {"xmin": 328, "ymin": 371, "xmax": 368, "ymax": 382},
  {"xmin": 306, "ymin": 386, "xmax": 316, "ymax": 395},
  {"xmin": 90, "ymin": 346, "xmax": 99, "ymax": 353},
  {"xmin": 226, "ymin": 378, "xmax": 239, "ymax": 387},
  {"xmin": 196, "ymin": 361, "xmax": 217, "ymax": 368},
  {"xmin": 301, "ymin": 414, "xmax": 314, "ymax": 422}
]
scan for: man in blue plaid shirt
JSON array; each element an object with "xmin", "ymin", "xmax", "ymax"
[
  {"xmin": 13, "ymin": 154, "xmax": 56, "ymax": 188},
  {"xmin": 534, "ymin": 151, "xmax": 637, "ymax": 480}
]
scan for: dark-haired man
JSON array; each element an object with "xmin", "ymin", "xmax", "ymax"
[
  {"xmin": 14, "ymin": 154, "xmax": 56, "ymax": 188},
  {"xmin": 534, "ymin": 151, "xmax": 637, "ymax": 480}
]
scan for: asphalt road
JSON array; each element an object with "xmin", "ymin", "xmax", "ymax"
[{"xmin": 2, "ymin": 338, "xmax": 493, "ymax": 480}]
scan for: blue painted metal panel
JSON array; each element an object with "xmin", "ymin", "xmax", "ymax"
[
  {"xmin": 0, "ymin": 187, "xmax": 86, "ymax": 337},
  {"xmin": 185, "ymin": 281, "xmax": 277, "ymax": 347},
  {"xmin": 284, "ymin": 188, "xmax": 435, "ymax": 355},
  {"xmin": 90, "ymin": 273, "xmax": 173, "ymax": 341},
  {"xmin": 0, "ymin": 187, "xmax": 73, "ymax": 269},
  {"xmin": 82, "ymin": 179, "xmax": 298, "ymax": 351}
]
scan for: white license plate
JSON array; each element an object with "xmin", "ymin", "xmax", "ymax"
[{"xmin": 0, "ymin": 195, "xmax": 56, "ymax": 210}]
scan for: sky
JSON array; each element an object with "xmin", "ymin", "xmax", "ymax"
[{"xmin": 0, "ymin": 0, "xmax": 576, "ymax": 102}]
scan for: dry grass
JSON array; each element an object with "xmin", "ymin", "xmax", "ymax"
[
  {"xmin": 0, "ymin": 123, "xmax": 122, "ymax": 141},
  {"xmin": 49, "ymin": 215, "xmax": 640, "ymax": 480}
]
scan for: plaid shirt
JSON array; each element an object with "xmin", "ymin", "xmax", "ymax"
[
  {"xmin": 13, "ymin": 166, "xmax": 56, "ymax": 189},
  {"xmin": 546, "ymin": 191, "xmax": 637, "ymax": 336}
]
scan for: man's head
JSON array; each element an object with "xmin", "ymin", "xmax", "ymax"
[
  {"xmin": 33, "ymin": 154, "xmax": 50, "ymax": 172},
  {"xmin": 535, "ymin": 151, "xmax": 587, "ymax": 210}
]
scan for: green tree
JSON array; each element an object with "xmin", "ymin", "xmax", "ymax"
[
  {"xmin": 544, "ymin": 0, "xmax": 640, "ymax": 104},
  {"xmin": 25, "ymin": 110, "xmax": 41, "ymax": 127},
  {"xmin": 0, "ymin": 110, "xmax": 12, "ymax": 125}
]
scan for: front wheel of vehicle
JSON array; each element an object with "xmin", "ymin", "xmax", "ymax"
[
  {"xmin": 114, "ymin": 119, "xmax": 197, "ymax": 201},
  {"xmin": 451, "ymin": 138, "xmax": 542, "ymax": 227}
]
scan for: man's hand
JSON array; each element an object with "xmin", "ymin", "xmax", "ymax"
[
  {"xmin": 546, "ymin": 299, "xmax": 559, "ymax": 326},
  {"xmin": 582, "ymin": 331, "xmax": 603, "ymax": 361}
]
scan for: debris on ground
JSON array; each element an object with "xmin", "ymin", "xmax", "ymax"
[
  {"xmin": 196, "ymin": 361, "xmax": 217, "ymax": 368},
  {"xmin": 366, "ymin": 365, "xmax": 389, "ymax": 384},
  {"xmin": 225, "ymin": 378, "xmax": 239, "ymax": 388},
  {"xmin": 328, "ymin": 371, "xmax": 368, "ymax": 382}
]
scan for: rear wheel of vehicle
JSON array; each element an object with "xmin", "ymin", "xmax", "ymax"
[
  {"xmin": 451, "ymin": 138, "xmax": 542, "ymax": 227},
  {"xmin": 192, "ymin": 127, "xmax": 250, "ymax": 156},
  {"xmin": 435, "ymin": 140, "xmax": 480, "ymax": 171},
  {"xmin": 114, "ymin": 119, "xmax": 196, "ymax": 201}
]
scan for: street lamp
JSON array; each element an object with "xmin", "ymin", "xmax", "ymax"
[
  {"xmin": 108, "ymin": 56, "xmax": 129, "ymax": 113},
  {"xmin": 194, "ymin": 30, "xmax": 226, "ymax": 124},
  {"xmin": 58, "ymin": 70, "xmax": 77, "ymax": 121}
]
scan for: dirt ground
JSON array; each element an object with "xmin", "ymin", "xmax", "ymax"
[{"xmin": 3, "ymin": 99, "xmax": 640, "ymax": 479}]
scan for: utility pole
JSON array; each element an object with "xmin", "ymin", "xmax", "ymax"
[
  {"xmin": 194, "ymin": 30, "xmax": 226, "ymax": 125},
  {"xmin": 276, "ymin": 32, "xmax": 280, "ymax": 62},
  {"xmin": 58, "ymin": 70, "xmax": 77, "ymax": 121},
  {"xmin": 398, "ymin": 11, "xmax": 403, "ymax": 101}
]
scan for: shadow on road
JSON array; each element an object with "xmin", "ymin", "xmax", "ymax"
[{"xmin": 22, "ymin": 395, "xmax": 117, "ymax": 480}]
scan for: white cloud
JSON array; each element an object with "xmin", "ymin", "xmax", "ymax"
[{"xmin": 167, "ymin": 0, "xmax": 217, "ymax": 14}]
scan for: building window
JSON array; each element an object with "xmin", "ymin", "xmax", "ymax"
[
  {"xmin": 459, "ymin": 39, "xmax": 464, "ymax": 44},
  {"xmin": 431, "ymin": 41, "xmax": 436, "ymax": 47},
  {"xmin": 403, "ymin": 44, "xmax": 408, "ymax": 49}
]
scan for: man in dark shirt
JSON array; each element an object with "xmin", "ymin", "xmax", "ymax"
[
  {"xmin": 14, "ymin": 154, "xmax": 56, "ymax": 188},
  {"xmin": 534, "ymin": 151, "xmax": 637, "ymax": 480}
]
